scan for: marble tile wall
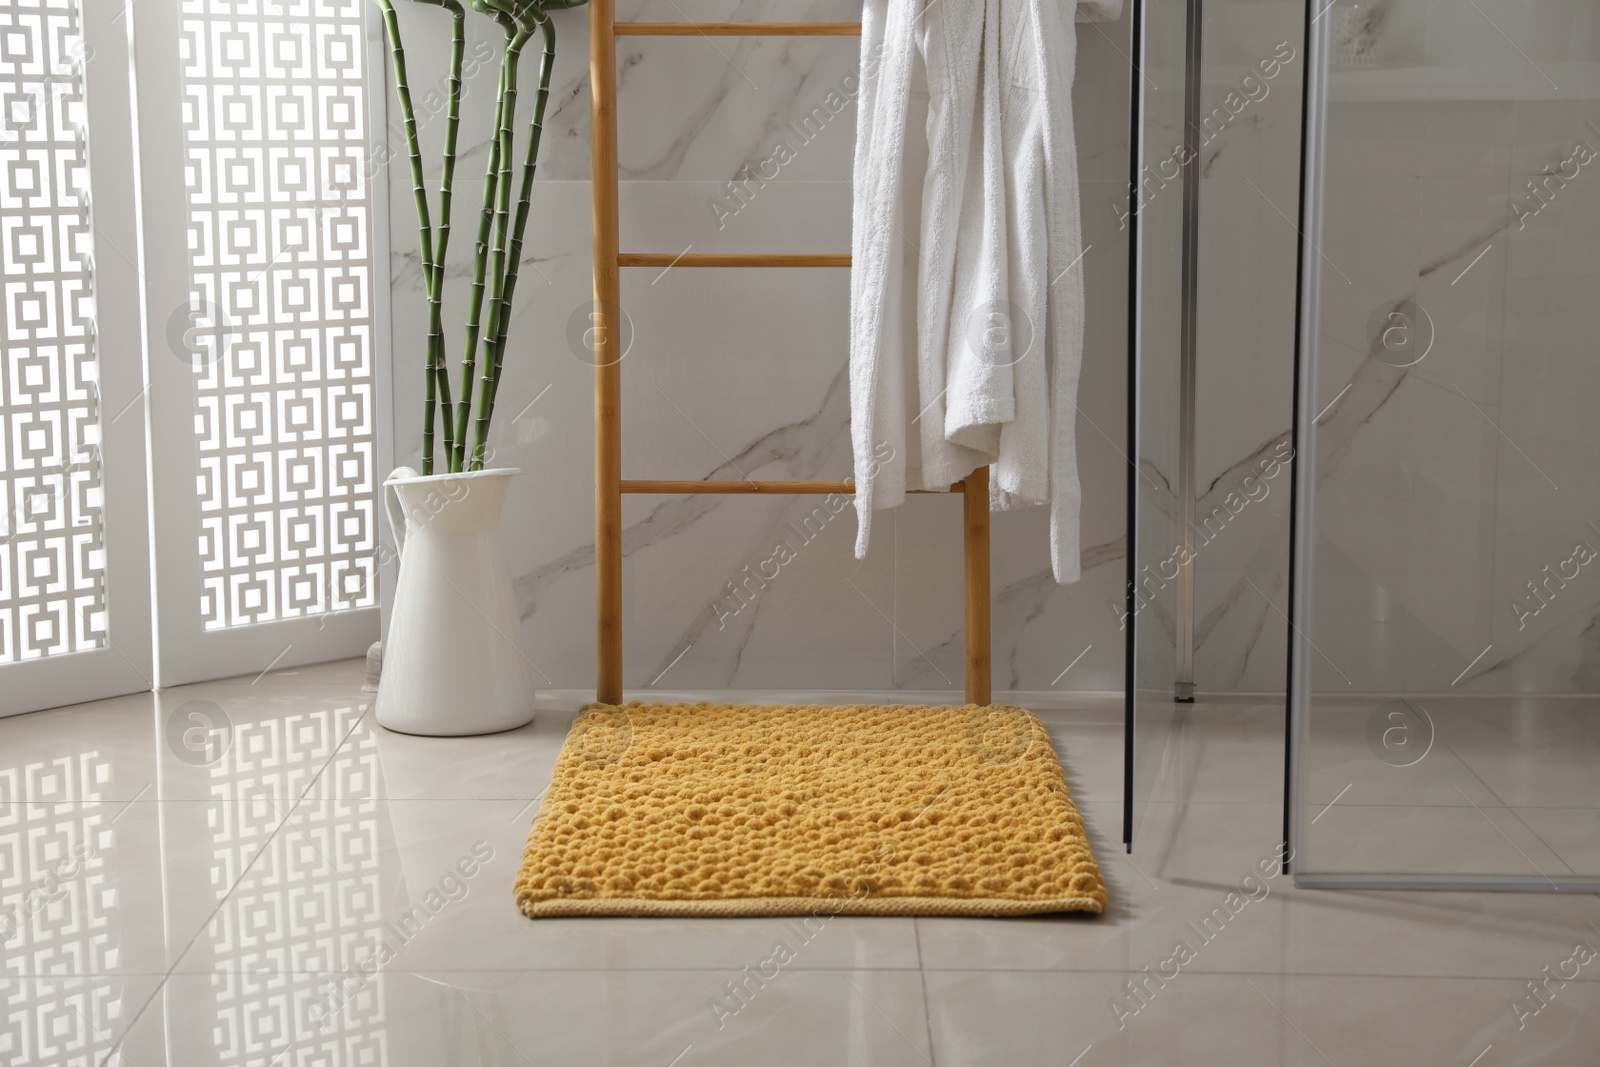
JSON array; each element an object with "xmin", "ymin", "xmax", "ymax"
[
  {"xmin": 1307, "ymin": 1, "xmax": 1600, "ymax": 694},
  {"xmin": 378, "ymin": 1, "xmax": 1135, "ymax": 695},
  {"xmin": 1188, "ymin": 0, "xmax": 1600, "ymax": 695},
  {"xmin": 1187, "ymin": 0, "xmax": 1305, "ymax": 693}
]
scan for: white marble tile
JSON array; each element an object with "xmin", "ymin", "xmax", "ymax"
[
  {"xmin": 917, "ymin": 796, "xmax": 1600, "ymax": 979},
  {"xmin": 1175, "ymin": 0, "xmax": 1308, "ymax": 695},
  {"xmin": 166, "ymin": 793, "xmax": 924, "ymax": 976},
  {"xmin": 1515, "ymin": 806, "xmax": 1600, "ymax": 875},
  {"xmin": 0, "ymin": 798, "xmax": 296, "ymax": 977},
  {"xmin": 1300, "ymin": 699, "xmax": 1545, "ymax": 810},
  {"xmin": 117, "ymin": 966, "xmax": 933, "ymax": 1067},
  {"xmin": 0, "ymin": 688, "xmax": 368, "ymax": 805},
  {"xmin": 1181, "ymin": 178, "xmax": 1301, "ymax": 690},
  {"xmin": 925, "ymin": 970, "xmax": 1600, "ymax": 1067},
  {"xmin": 1324, "ymin": 100, "xmax": 1515, "ymax": 180},
  {"xmin": 1437, "ymin": 696, "xmax": 1600, "ymax": 810},
  {"xmin": 1289, "ymin": 86, "xmax": 1600, "ymax": 692},
  {"xmin": 382, "ymin": 3, "xmax": 862, "ymax": 185},
  {"xmin": 326, "ymin": 707, "xmax": 566, "ymax": 802},
  {"xmin": 1306, "ymin": 800, "xmax": 1573, "ymax": 879},
  {"xmin": 1182, "ymin": 2, "xmax": 1600, "ymax": 698},
  {"xmin": 0, "ymin": 973, "xmax": 167, "ymax": 1067},
  {"xmin": 1195, "ymin": 1, "xmax": 1306, "ymax": 182},
  {"xmin": 1136, "ymin": 701, "xmax": 1287, "ymax": 806}
]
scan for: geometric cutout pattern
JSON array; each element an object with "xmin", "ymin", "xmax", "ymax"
[
  {"xmin": 0, "ymin": 749, "xmax": 115, "ymax": 1063},
  {"xmin": 202, "ymin": 704, "xmax": 382, "ymax": 1063},
  {"xmin": 180, "ymin": 0, "xmax": 376, "ymax": 629},
  {"xmin": 0, "ymin": 703, "xmax": 377, "ymax": 1063},
  {"xmin": 0, "ymin": 0, "xmax": 108, "ymax": 661}
]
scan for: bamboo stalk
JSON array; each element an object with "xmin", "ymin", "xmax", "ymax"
[
  {"xmin": 472, "ymin": 12, "xmax": 554, "ymax": 462},
  {"xmin": 431, "ymin": 2, "xmax": 466, "ymax": 282},
  {"xmin": 412, "ymin": 0, "xmax": 466, "ymax": 469},
  {"xmin": 374, "ymin": 0, "xmax": 438, "ymax": 473},
  {"xmin": 435, "ymin": 0, "xmax": 467, "ymax": 466},
  {"xmin": 470, "ymin": 26, "xmax": 531, "ymax": 470},
  {"xmin": 453, "ymin": 48, "xmax": 509, "ymax": 471}
]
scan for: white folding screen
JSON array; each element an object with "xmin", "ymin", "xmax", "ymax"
[
  {"xmin": 134, "ymin": 0, "xmax": 385, "ymax": 687},
  {"xmin": 178, "ymin": 0, "xmax": 379, "ymax": 633},
  {"xmin": 0, "ymin": 0, "xmax": 387, "ymax": 712},
  {"xmin": 0, "ymin": 0, "xmax": 153, "ymax": 716}
]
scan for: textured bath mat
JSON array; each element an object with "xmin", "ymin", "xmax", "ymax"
[{"xmin": 514, "ymin": 702, "xmax": 1105, "ymax": 918}]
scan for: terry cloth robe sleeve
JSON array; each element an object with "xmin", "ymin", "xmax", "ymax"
[
  {"xmin": 915, "ymin": 0, "xmax": 985, "ymax": 489},
  {"xmin": 1037, "ymin": 0, "xmax": 1087, "ymax": 583},
  {"xmin": 988, "ymin": 0, "xmax": 1051, "ymax": 509},
  {"xmin": 849, "ymin": 0, "xmax": 919, "ymax": 559},
  {"xmin": 937, "ymin": 0, "xmax": 1013, "ymax": 464},
  {"xmin": 913, "ymin": 0, "xmax": 993, "ymax": 489}
]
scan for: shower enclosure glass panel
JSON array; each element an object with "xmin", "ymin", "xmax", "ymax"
[
  {"xmin": 1288, "ymin": 0, "xmax": 1600, "ymax": 888},
  {"xmin": 1126, "ymin": 0, "xmax": 1198, "ymax": 849}
]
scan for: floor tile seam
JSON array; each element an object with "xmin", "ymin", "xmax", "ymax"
[
  {"xmin": 1446, "ymin": 739, "xmax": 1593, "ymax": 883},
  {"xmin": 1437, "ymin": 739, "xmax": 1584, "ymax": 879},
  {"xmin": 17, "ymin": 967, "xmax": 1600, "ymax": 981},
  {"xmin": 12, "ymin": 797, "xmax": 1596, "ymax": 808},
  {"xmin": 12, "ymin": 965, "xmax": 932, "ymax": 975},
  {"xmin": 1137, "ymin": 800, "xmax": 1600, "ymax": 809},
  {"xmin": 1, "ymin": 795, "xmax": 559, "ymax": 807},
  {"xmin": 912, "ymin": 918, "xmax": 939, "ymax": 1066},
  {"xmin": 913, "ymin": 967, "xmax": 1600, "ymax": 981},
  {"xmin": 86, "ymin": 708, "xmax": 374, "ymax": 1066}
]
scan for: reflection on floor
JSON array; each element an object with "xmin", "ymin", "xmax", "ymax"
[
  {"xmin": 0, "ymin": 662, "xmax": 1595, "ymax": 1065},
  {"xmin": 1297, "ymin": 697, "xmax": 1600, "ymax": 878}
]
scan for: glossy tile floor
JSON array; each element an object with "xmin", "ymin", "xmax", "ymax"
[{"xmin": 2, "ymin": 661, "xmax": 1596, "ymax": 1065}]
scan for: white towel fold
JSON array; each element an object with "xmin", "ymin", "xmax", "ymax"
[{"xmin": 851, "ymin": 0, "xmax": 1117, "ymax": 584}]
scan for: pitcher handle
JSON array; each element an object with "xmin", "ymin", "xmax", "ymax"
[{"xmin": 384, "ymin": 467, "xmax": 418, "ymax": 559}]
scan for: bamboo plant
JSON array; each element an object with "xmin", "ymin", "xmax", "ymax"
[{"xmin": 372, "ymin": 0, "xmax": 586, "ymax": 474}]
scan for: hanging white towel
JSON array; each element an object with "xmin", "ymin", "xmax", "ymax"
[{"xmin": 849, "ymin": 0, "xmax": 1121, "ymax": 585}]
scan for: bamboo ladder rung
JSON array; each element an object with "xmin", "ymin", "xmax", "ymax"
[
  {"xmin": 621, "ymin": 481, "xmax": 963, "ymax": 495},
  {"xmin": 615, "ymin": 22, "xmax": 862, "ymax": 36},
  {"xmin": 592, "ymin": 4, "xmax": 991, "ymax": 706},
  {"xmin": 619, "ymin": 253, "xmax": 850, "ymax": 268}
]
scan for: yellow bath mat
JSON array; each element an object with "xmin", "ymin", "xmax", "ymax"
[{"xmin": 514, "ymin": 701, "xmax": 1106, "ymax": 918}]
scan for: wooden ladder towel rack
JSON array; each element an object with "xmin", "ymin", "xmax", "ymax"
[{"xmin": 588, "ymin": 2, "xmax": 991, "ymax": 706}]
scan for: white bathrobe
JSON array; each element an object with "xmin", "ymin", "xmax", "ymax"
[{"xmin": 850, "ymin": 0, "xmax": 1121, "ymax": 584}]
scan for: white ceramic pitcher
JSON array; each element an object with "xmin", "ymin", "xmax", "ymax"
[{"xmin": 375, "ymin": 467, "xmax": 535, "ymax": 736}]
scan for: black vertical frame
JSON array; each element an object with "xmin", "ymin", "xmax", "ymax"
[
  {"xmin": 1123, "ymin": 0, "xmax": 1204, "ymax": 852},
  {"xmin": 1122, "ymin": 0, "xmax": 1147, "ymax": 851},
  {"xmin": 1283, "ymin": 0, "xmax": 1326, "ymax": 878}
]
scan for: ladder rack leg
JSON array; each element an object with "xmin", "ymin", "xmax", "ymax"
[
  {"xmin": 591, "ymin": 0, "xmax": 623, "ymax": 704},
  {"xmin": 963, "ymin": 466, "xmax": 992, "ymax": 705}
]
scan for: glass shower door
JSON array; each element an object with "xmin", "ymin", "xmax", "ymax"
[
  {"xmin": 1286, "ymin": 0, "xmax": 1600, "ymax": 888},
  {"xmin": 1125, "ymin": 0, "xmax": 1200, "ymax": 850}
]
